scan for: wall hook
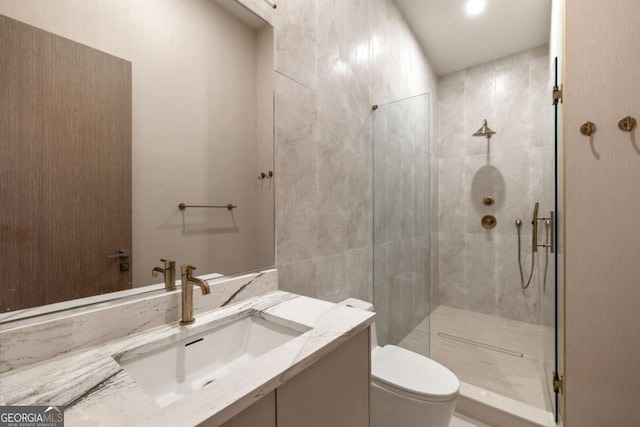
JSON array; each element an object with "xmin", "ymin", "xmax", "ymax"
[
  {"xmin": 580, "ymin": 121, "xmax": 597, "ymax": 136},
  {"xmin": 618, "ymin": 116, "xmax": 637, "ymax": 132}
]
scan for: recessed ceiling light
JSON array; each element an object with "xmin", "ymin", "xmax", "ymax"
[{"xmin": 466, "ymin": 0, "xmax": 486, "ymax": 16}]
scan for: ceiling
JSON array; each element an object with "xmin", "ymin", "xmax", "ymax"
[{"xmin": 394, "ymin": 0, "xmax": 552, "ymax": 76}]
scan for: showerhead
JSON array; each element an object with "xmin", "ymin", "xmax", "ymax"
[{"xmin": 472, "ymin": 119, "xmax": 496, "ymax": 139}]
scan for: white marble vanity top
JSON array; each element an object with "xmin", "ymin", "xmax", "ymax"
[{"xmin": 0, "ymin": 291, "xmax": 374, "ymax": 426}]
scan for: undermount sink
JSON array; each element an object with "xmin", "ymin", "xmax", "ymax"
[{"xmin": 119, "ymin": 314, "xmax": 307, "ymax": 407}]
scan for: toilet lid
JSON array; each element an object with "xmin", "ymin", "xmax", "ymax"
[{"xmin": 372, "ymin": 345, "xmax": 459, "ymax": 402}]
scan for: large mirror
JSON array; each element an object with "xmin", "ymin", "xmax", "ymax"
[{"xmin": 0, "ymin": 0, "xmax": 274, "ymax": 320}]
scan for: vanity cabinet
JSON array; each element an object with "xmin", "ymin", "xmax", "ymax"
[
  {"xmin": 217, "ymin": 328, "xmax": 370, "ymax": 427},
  {"xmin": 219, "ymin": 391, "xmax": 276, "ymax": 427},
  {"xmin": 276, "ymin": 327, "xmax": 370, "ymax": 427}
]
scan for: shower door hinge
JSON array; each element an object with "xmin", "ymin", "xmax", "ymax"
[
  {"xmin": 553, "ymin": 85, "xmax": 563, "ymax": 105},
  {"xmin": 553, "ymin": 372, "xmax": 564, "ymax": 394}
]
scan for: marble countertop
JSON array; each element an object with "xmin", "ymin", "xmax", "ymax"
[{"xmin": 0, "ymin": 291, "xmax": 374, "ymax": 426}]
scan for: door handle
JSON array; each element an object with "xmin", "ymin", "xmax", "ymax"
[{"xmin": 107, "ymin": 249, "xmax": 130, "ymax": 259}]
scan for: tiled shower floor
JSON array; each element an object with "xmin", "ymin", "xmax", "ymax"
[{"xmin": 398, "ymin": 305, "xmax": 553, "ymax": 412}]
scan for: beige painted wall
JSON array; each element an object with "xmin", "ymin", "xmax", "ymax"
[
  {"xmin": 564, "ymin": 0, "xmax": 640, "ymax": 425},
  {"xmin": 0, "ymin": 0, "xmax": 274, "ymax": 287}
]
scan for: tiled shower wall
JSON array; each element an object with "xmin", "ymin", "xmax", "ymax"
[
  {"xmin": 437, "ymin": 46, "xmax": 552, "ymax": 325},
  {"xmin": 274, "ymin": 0, "xmax": 438, "ymax": 307}
]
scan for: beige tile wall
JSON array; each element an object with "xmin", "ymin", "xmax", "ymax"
[
  {"xmin": 437, "ymin": 46, "xmax": 553, "ymax": 325},
  {"xmin": 273, "ymin": 0, "xmax": 438, "ymax": 308}
]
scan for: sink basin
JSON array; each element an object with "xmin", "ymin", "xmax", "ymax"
[{"xmin": 119, "ymin": 314, "xmax": 306, "ymax": 407}]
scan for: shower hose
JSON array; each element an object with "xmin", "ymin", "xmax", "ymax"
[
  {"xmin": 516, "ymin": 219, "xmax": 550, "ymax": 292},
  {"xmin": 515, "ymin": 219, "xmax": 535, "ymax": 290}
]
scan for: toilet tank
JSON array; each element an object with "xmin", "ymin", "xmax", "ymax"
[{"xmin": 338, "ymin": 298, "xmax": 378, "ymax": 349}]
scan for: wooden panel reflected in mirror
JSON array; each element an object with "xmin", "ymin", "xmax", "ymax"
[
  {"xmin": 0, "ymin": 0, "xmax": 274, "ymax": 318},
  {"xmin": 0, "ymin": 15, "xmax": 132, "ymax": 312}
]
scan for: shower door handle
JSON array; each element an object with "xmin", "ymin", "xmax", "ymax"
[
  {"xmin": 548, "ymin": 212, "xmax": 555, "ymax": 254},
  {"xmin": 531, "ymin": 203, "xmax": 539, "ymax": 253},
  {"xmin": 534, "ymin": 211, "xmax": 555, "ymax": 254}
]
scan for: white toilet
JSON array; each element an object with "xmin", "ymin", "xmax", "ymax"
[{"xmin": 339, "ymin": 298, "xmax": 459, "ymax": 427}]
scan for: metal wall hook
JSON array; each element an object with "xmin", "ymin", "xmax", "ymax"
[
  {"xmin": 580, "ymin": 121, "xmax": 597, "ymax": 136},
  {"xmin": 618, "ymin": 116, "xmax": 637, "ymax": 132}
]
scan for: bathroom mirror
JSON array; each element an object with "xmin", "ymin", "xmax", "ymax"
[{"xmin": 0, "ymin": 0, "xmax": 274, "ymax": 319}]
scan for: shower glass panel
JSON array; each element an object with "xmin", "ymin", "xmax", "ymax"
[
  {"xmin": 543, "ymin": 56, "xmax": 563, "ymax": 422},
  {"xmin": 372, "ymin": 93, "xmax": 431, "ymax": 354}
]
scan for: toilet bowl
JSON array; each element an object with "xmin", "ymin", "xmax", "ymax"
[{"xmin": 339, "ymin": 298, "xmax": 459, "ymax": 427}]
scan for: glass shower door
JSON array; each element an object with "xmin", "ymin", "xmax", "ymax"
[
  {"xmin": 543, "ymin": 56, "xmax": 563, "ymax": 423},
  {"xmin": 372, "ymin": 93, "xmax": 432, "ymax": 355}
]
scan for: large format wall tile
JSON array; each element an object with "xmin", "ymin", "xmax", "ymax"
[
  {"xmin": 316, "ymin": 98, "xmax": 372, "ymax": 256},
  {"xmin": 316, "ymin": 0, "xmax": 371, "ymax": 118},
  {"xmin": 438, "ymin": 71, "xmax": 466, "ymax": 159},
  {"xmin": 273, "ymin": 0, "xmax": 436, "ymax": 344},
  {"xmin": 438, "ymin": 157, "xmax": 466, "ymax": 234},
  {"xmin": 464, "ymin": 149, "xmax": 532, "ymax": 236},
  {"xmin": 437, "ymin": 46, "xmax": 550, "ymax": 325},
  {"xmin": 275, "ymin": 0, "xmax": 318, "ymax": 89},
  {"xmin": 438, "ymin": 233, "xmax": 466, "ymax": 309},
  {"xmin": 345, "ymin": 246, "xmax": 374, "ymax": 302},
  {"xmin": 495, "ymin": 234, "xmax": 542, "ymax": 324},
  {"xmin": 495, "ymin": 51, "xmax": 533, "ymax": 154},
  {"xmin": 464, "ymin": 61, "xmax": 496, "ymax": 157},
  {"xmin": 275, "ymin": 74, "xmax": 319, "ymax": 264},
  {"xmin": 278, "ymin": 258, "xmax": 318, "ymax": 299},
  {"xmin": 464, "ymin": 233, "xmax": 498, "ymax": 316},
  {"xmin": 369, "ymin": 0, "xmax": 431, "ymax": 106}
]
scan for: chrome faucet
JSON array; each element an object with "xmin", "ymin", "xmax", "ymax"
[
  {"xmin": 152, "ymin": 259, "xmax": 176, "ymax": 291},
  {"xmin": 180, "ymin": 265, "xmax": 210, "ymax": 325}
]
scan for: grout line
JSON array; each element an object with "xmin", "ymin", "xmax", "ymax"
[{"xmin": 436, "ymin": 332, "xmax": 524, "ymax": 358}]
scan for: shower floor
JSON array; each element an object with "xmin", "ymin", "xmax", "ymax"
[{"xmin": 398, "ymin": 305, "xmax": 552, "ymax": 412}]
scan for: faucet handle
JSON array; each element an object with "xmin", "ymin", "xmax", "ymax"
[
  {"xmin": 160, "ymin": 259, "xmax": 175, "ymax": 269},
  {"xmin": 182, "ymin": 264, "xmax": 197, "ymax": 275},
  {"xmin": 153, "ymin": 260, "xmax": 177, "ymax": 291}
]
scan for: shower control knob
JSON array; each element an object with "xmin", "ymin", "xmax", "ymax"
[
  {"xmin": 481, "ymin": 215, "xmax": 497, "ymax": 229},
  {"xmin": 483, "ymin": 196, "xmax": 495, "ymax": 206}
]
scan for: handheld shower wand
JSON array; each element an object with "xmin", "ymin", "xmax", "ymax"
[
  {"xmin": 516, "ymin": 202, "xmax": 539, "ymax": 290},
  {"xmin": 516, "ymin": 202, "xmax": 554, "ymax": 292}
]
